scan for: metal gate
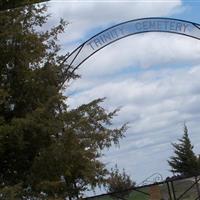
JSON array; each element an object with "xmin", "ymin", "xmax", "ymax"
[{"xmin": 85, "ymin": 175, "xmax": 200, "ymax": 200}]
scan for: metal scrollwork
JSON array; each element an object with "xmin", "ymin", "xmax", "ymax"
[{"xmin": 138, "ymin": 173, "xmax": 163, "ymax": 186}]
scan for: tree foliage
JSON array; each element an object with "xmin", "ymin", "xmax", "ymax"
[
  {"xmin": 0, "ymin": 3, "xmax": 127, "ymax": 199},
  {"xmin": 106, "ymin": 165, "xmax": 135, "ymax": 200},
  {"xmin": 168, "ymin": 125, "xmax": 200, "ymax": 177},
  {"xmin": 0, "ymin": 0, "xmax": 49, "ymax": 11}
]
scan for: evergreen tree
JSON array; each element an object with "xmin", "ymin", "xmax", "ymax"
[
  {"xmin": 168, "ymin": 125, "xmax": 199, "ymax": 177},
  {"xmin": 0, "ymin": 3, "xmax": 127, "ymax": 199},
  {"xmin": 0, "ymin": 0, "xmax": 48, "ymax": 11},
  {"xmin": 106, "ymin": 165, "xmax": 135, "ymax": 200}
]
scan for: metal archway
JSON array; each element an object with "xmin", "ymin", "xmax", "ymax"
[{"xmin": 62, "ymin": 17, "xmax": 200, "ymax": 81}]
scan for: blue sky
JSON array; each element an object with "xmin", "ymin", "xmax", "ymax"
[{"xmin": 47, "ymin": 0, "xmax": 200, "ymax": 196}]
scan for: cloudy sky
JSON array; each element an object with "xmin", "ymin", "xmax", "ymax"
[{"xmin": 47, "ymin": 0, "xmax": 200, "ymax": 196}]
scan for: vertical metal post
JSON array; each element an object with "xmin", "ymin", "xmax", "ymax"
[
  {"xmin": 171, "ymin": 181, "xmax": 176, "ymax": 200},
  {"xmin": 195, "ymin": 176, "xmax": 200, "ymax": 200},
  {"xmin": 166, "ymin": 181, "xmax": 173, "ymax": 200}
]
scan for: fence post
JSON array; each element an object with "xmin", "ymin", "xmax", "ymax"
[
  {"xmin": 166, "ymin": 181, "xmax": 173, "ymax": 200},
  {"xmin": 171, "ymin": 181, "xmax": 176, "ymax": 200},
  {"xmin": 195, "ymin": 176, "xmax": 200, "ymax": 200}
]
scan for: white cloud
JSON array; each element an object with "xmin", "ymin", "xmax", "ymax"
[
  {"xmin": 47, "ymin": 0, "xmax": 183, "ymax": 48},
  {"xmin": 68, "ymin": 64, "xmax": 200, "ymax": 186},
  {"xmin": 74, "ymin": 33, "xmax": 200, "ymax": 78},
  {"xmin": 45, "ymin": 0, "xmax": 200, "ymax": 195}
]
